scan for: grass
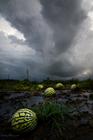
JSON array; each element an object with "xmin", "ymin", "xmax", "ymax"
[{"xmin": 11, "ymin": 99, "xmax": 87, "ymax": 135}]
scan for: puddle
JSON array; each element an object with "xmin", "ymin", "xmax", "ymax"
[
  {"xmin": 63, "ymin": 90, "xmax": 71, "ymax": 93},
  {"xmin": 27, "ymin": 96, "xmax": 44, "ymax": 106},
  {"xmin": 87, "ymin": 100, "xmax": 93, "ymax": 104},
  {"xmin": 83, "ymin": 92, "xmax": 90, "ymax": 98},
  {"xmin": 39, "ymin": 92, "xmax": 44, "ymax": 95},
  {"xmin": 5, "ymin": 93, "xmax": 26, "ymax": 99},
  {"xmin": 1, "ymin": 91, "xmax": 17, "ymax": 93},
  {"xmin": 79, "ymin": 118, "xmax": 88, "ymax": 124},
  {"xmin": 71, "ymin": 96, "xmax": 83, "ymax": 101},
  {"xmin": 57, "ymin": 97, "xmax": 68, "ymax": 103}
]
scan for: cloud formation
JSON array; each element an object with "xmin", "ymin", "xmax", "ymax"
[{"xmin": 0, "ymin": 0, "xmax": 93, "ymax": 81}]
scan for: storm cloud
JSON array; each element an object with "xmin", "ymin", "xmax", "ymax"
[{"xmin": 0, "ymin": 0, "xmax": 93, "ymax": 81}]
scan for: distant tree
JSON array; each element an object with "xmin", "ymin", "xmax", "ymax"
[{"xmin": 24, "ymin": 78, "xmax": 30, "ymax": 82}]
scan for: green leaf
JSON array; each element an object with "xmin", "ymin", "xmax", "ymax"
[{"xmin": 51, "ymin": 122, "xmax": 54, "ymax": 133}]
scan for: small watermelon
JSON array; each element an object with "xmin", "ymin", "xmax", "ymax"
[
  {"xmin": 11, "ymin": 108, "xmax": 37, "ymax": 133},
  {"xmin": 37, "ymin": 85, "xmax": 43, "ymax": 89},
  {"xmin": 71, "ymin": 84, "xmax": 77, "ymax": 90},
  {"xmin": 55, "ymin": 83, "xmax": 64, "ymax": 89},
  {"xmin": 44, "ymin": 87, "xmax": 56, "ymax": 97}
]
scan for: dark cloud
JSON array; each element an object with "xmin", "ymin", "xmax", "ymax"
[
  {"xmin": 42, "ymin": 59, "xmax": 85, "ymax": 78},
  {"xmin": 8, "ymin": 35, "xmax": 25, "ymax": 45},
  {"xmin": 0, "ymin": 0, "xmax": 87, "ymax": 55},
  {"xmin": 0, "ymin": 0, "xmax": 92, "ymax": 81},
  {"xmin": 40, "ymin": 0, "xmax": 87, "ymax": 55}
]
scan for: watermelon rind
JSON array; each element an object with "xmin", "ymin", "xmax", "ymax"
[
  {"xmin": 37, "ymin": 85, "xmax": 43, "ymax": 89},
  {"xmin": 44, "ymin": 87, "xmax": 56, "ymax": 97},
  {"xmin": 11, "ymin": 108, "xmax": 37, "ymax": 133},
  {"xmin": 71, "ymin": 84, "xmax": 77, "ymax": 90},
  {"xmin": 55, "ymin": 83, "xmax": 64, "ymax": 89}
]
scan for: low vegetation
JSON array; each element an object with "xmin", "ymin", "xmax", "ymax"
[{"xmin": 0, "ymin": 77, "xmax": 93, "ymax": 91}]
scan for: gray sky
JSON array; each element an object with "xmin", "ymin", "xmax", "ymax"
[{"xmin": 0, "ymin": 0, "xmax": 93, "ymax": 81}]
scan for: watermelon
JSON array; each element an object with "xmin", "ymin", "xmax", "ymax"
[
  {"xmin": 71, "ymin": 84, "xmax": 77, "ymax": 90},
  {"xmin": 55, "ymin": 83, "xmax": 64, "ymax": 89},
  {"xmin": 44, "ymin": 87, "xmax": 56, "ymax": 97},
  {"xmin": 11, "ymin": 108, "xmax": 37, "ymax": 133},
  {"xmin": 37, "ymin": 85, "xmax": 43, "ymax": 89}
]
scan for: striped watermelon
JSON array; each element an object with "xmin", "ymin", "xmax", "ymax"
[
  {"xmin": 55, "ymin": 83, "xmax": 64, "ymax": 89},
  {"xmin": 71, "ymin": 84, "xmax": 77, "ymax": 90},
  {"xmin": 11, "ymin": 108, "xmax": 37, "ymax": 133},
  {"xmin": 37, "ymin": 85, "xmax": 43, "ymax": 89},
  {"xmin": 44, "ymin": 87, "xmax": 56, "ymax": 97}
]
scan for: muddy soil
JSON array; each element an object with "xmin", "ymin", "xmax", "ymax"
[{"xmin": 0, "ymin": 89, "xmax": 93, "ymax": 140}]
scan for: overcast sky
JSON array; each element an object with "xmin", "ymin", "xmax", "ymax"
[{"xmin": 0, "ymin": 0, "xmax": 93, "ymax": 81}]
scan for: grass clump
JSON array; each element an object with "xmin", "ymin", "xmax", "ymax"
[{"xmin": 28, "ymin": 100, "xmax": 75, "ymax": 135}]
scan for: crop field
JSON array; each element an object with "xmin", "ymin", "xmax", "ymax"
[{"xmin": 0, "ymin": 78, "xmax": 93, "ymax": 140}]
